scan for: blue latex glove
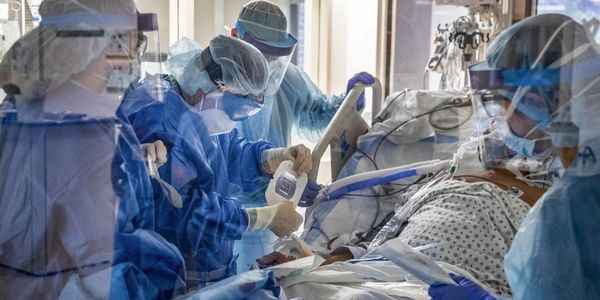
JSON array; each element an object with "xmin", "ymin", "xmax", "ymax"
[
  {"xmin": 428, "ymin": 273, "xmax": 496, "ymax": 300},
  {"xmin": 299, "ymin": 180, "xmax": 321, "ymax": 207},
  {"xmin": 346, "ymin": 72, "xmax": 375, "ymax": 111}
]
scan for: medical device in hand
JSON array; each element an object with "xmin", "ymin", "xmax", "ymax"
[
  {"xmin": 146, "ymin": 155, "xmax": 183, "ymax": 208},
  {"xmin": 266, "ymin": 160, "xmax": 308, "ymax": 207}
]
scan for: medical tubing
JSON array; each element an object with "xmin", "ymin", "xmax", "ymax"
[
  {"xmin": 325, "ymin": 169, "xmax": 418, "ymax": 201},
  {"xmin": 368, "ymin": 168, "xmax": 449, "ymax": 250},
  {"xmin": 373, "ymin": 103, "xmax": 471, "ymax": 161},
  {"xmin": 355, "ymin": 175, "xmax": 428, "ymax": 245},
  {"xmin": 372, "ymin": 90, "xmax": 408, "ymax": 124},
  {"xmin": 323, "ymin": 160, "xmax": 450, "ymax": 201},
  {"xmin": 428, "ymin": 99, "xmax": 473, "ymax": 131},
  {"xmin": 344, "ymin": 175, "xmax": 427, "ymax": 197}
]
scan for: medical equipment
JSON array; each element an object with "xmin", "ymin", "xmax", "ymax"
[
  {"xmin": 368, "ymin": 163, "xmax": 457, "ymax": 251},
  {"xmin": 320, "ymin": 160, "xmax": 451, "ymax": 202},
  {"xmin": 265, "ymin": 160, "xmax": 307, "ymax": 207},
  {"xmin": 308, "ymin": 78, "xmax": 383, "ymax": 182},
  {"xmin": 428, "ymin": 0, "xmax": 509, "ymax": 91}
]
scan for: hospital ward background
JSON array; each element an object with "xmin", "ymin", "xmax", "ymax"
[{"xmin": 0, "ymin": 0, "xmax": 599, "ymax": 299}]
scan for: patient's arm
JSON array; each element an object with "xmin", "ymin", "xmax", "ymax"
[
  {"xmin": 256, "ymin": 252, "xmax": 297, "ymax": 269},
  {"xmin": 321, "ymin": 248, "xmax": 354, "ymax": 266}
]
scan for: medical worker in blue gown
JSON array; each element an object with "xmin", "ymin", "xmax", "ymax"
[
  {"xmin": 229, "ymin": 0, "xmax": 376, "ymax": 271},
  {"xmin": 0, "ymin": 0, "xmax": 186, "ymax": 299},
  {"xmin": 428, "ymin": 14, "xmax": 600, "ymax": 300},
  {"xmin": 121, "ymin": 35, "xmax": 310, "ymax": 289}
]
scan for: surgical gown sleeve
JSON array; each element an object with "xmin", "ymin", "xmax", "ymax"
[
  {"xmin": 504, "ymin": 172, "xmax": 600, "ymax": 299},
  {"xmin": 124, "ymin": 85, "xmax": 274, "ymax": 253},
  {"xmin": 238, "ymin": 63, "xmax": 344, "ymax": 147},
  {"xmin": 288, "ymin": 64, "xmax": 345, "ymax": 142},
  {"xmin": 219, "ymin": 128, "xmax": 273, "ymax": 194}
]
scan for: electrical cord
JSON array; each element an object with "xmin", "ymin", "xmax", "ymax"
[{"xmin": 373, "ymin": 102, "xmax": 472, "ymax": 161}]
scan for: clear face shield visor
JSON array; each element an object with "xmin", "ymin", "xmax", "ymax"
[
  {"xmin": 136, "ymin": 13, "xmax": 163, "ymax": 79},
  {"xmin": 236, "ymin": 21, "xmax": 297, "ymax": 96},
  {"xmin": 469, "ymin": 63, "xmax": 561, "ymax": 170},
  {"xmin": 87, "ymin": 13, "xmax": 161, "ymax": 94}
]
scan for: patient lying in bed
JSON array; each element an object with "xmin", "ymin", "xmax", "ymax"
[
  {"xmin": 256, "ymin": 89, "xmax": 547, "ymax": 297},
  {"xmin": 259, "ymin": 168, "xmax": 545, "ymax": 297}
]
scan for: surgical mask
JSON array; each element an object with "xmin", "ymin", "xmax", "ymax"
[
  {"xmin": 495, "ymin": 118, "xmax": 540, "ymax": 157},
  {"xmin": 221, "ymin": 92, "xmax": 264, "ymax": 121},
  {"xmin": 195, "ymin": 92, "xmax": 236, "ymax": 136}
]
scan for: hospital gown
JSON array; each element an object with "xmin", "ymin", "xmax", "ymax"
[
  {"xmin": 339, "ymin": 180, "xmax": 530, "ymax": 296},
  {"xmin": 122, "ymin": 78, "xmax": 273, "ymax": 288}
]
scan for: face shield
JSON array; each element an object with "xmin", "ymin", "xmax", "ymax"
[
  {"xmin": 469, "ymin": 60, "xmax": 600, "ymax": 174},
  {"xmin": 105, "ymin": 12, "xmax": 161, "ymax": 93},
  {"xmin": 136, "ymin": 13, "xmax": 163, "ymax": 80},
  {"xmin": 470, "ymin": 64, "xmax": 558, "ymax": 168},
  {"xmin": 235, "ymin": 20, "xmax": 296, "ymax": 96}
]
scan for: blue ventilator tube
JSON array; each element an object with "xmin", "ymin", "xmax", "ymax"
[{"xmin": 323, "ymin": 160, "xmax": 452, "ymax": 202}]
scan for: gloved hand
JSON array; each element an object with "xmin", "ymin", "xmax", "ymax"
[
  {"xmin": 428, "ymin": 273, "xmax": 496, "ymax": 300},
  {"xmin": 246, "ymin": 201, "xmax": 303, "ymax": 237},
  {"xmin": 141, "ymin": 140, "xmax": 167, "ymax": 167},
  {"xmin": 346, "ymin": 72, "xmax": 375, "ymax": 111},
  {"xmin": 299, "ymin": 180, "xmax": 321, "ymax": 207},
  {"xmin": 261, "ymin": 145, "xmax": 312, "ymax": 175}
]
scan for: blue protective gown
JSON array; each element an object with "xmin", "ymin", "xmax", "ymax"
[
  {"xmin": 234, "ymin": 63, "xmax": 344, "ymax": 271},
  {"xmin": 0, "ymin": 107, "xmax": 185, "ymax": 299},
  {"xmin": 504, "ymin": 145, "xmax": 600, "ymax": 299},
  {"xmin": 122, "ymin": 78, "xmax": 273, "ymax": 288}
]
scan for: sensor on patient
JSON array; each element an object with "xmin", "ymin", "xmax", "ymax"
[{"xmin": 266, "ymin": 160, "xmax": 307, "ymax": 207}]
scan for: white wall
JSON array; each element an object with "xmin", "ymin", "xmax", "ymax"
[
  {"xmin": 135, "ymin": 0, "xmax": 171, "ymax": 50},
  {"xmin": 327, "ymin": 0, "xmax": 378, "ymax": 95},
  {"xmin": 193, "ymin": 0, "xmax": 291, "ymax": 48}
]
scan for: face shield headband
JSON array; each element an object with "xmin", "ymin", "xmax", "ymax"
[{"xmin": 235, "ymin": 21, "xmax": 296, "ymax": 96}]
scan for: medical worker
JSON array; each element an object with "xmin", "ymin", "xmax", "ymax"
[
  {"xmin": 0, "ymin": 0, "xmax": 185, "ymax": 298},
  {"xmin": 230, "ymin": 0, "xmax": 375, "ymax": 271},
  {"xmin": 121, "ymin": 35, "xmax": 309, "ymax": 289},
  {"xmin": 429, "ymin": 14, "xmax": 600, "ymax": 299}
]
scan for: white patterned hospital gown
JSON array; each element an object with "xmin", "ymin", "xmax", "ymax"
[{"xmin": 346, "ymin": 179, "xmax": 530, "ymax": 296}]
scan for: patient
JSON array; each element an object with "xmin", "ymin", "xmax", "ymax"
[{"xmin": 258, "ymin": 160, "xmax": 548, "ymax": 297}]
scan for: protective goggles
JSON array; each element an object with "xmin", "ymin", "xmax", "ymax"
[
  {"xmin": 477, "ymin": 87, "xmax": 554, "ymax": 125},
  {"xmin": 199, "ymin": 92, "xmax": 264, "ymax": 121},
  {"xmin": 469, "ymin": 57, "xmax": 600, "ymax": 91},
  {"xmin": 221, "ymin": 92, "xmax": 264, "ymax": 121}
]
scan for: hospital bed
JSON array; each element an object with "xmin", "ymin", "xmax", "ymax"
[
  {"xmin": 302, "ymin": 81, "xmax": 481, "ymax": 251},
  {"xmin": 308, "ymin": 78, "xmax": 384, "ymax": 182},
  {"xmin": 174, "ymin": 84, "xmax": 485, "ymax": 300},
  {"xmin": 278, "ymin": 84, "xmax": 490, "ymax": 299}
]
